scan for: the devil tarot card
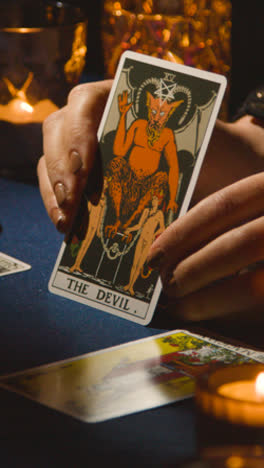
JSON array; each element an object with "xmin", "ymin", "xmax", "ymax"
[{"xmin": 49, "ymin": 51, "xmax": 226, "ymax": 325}]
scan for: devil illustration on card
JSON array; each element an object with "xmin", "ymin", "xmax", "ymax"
[{"xmin": 49, "ymin": 52, "xmax": 226, "ymax": 324}]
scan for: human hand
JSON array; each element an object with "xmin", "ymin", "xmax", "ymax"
[
  {"xmin": 147, "ymin": 172, "xmax": 264, "ymax": 321},
  {"xmin": 37, "ymin": 80, "xmax": 113, "ymax": 233},
  {"xmin": 192, "ymin": 117, "xmax": 264, "ymax": 203},
  {"xmin": 147, "ymin": 115, "xmax": 264, "ymax": 321}
]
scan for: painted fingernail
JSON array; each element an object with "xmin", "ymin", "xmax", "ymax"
[
  {"xmin": 163, "ymin": 274, "xmax": 182, "ymax": 298},
  {"xmin": 69, "ymin": 150, "xmax": 82, "ymax": 174},
  {"xmin": 164, "ymin": 269, "xmax": 175, "ymax": 286},
  {"xmin": 56, "ymin": 213, "xmax": 67, "ymax": 233},
  {"xmin": 146, "ymin": 248, "xmax": 164, "ymax": 269},
  {"xmin": 54, "ymin": 182, "xmax": 66, "ymax": 206},
  {"xmin": 51, "ymin": 207, "xmax": 67, "ymax": 232}
]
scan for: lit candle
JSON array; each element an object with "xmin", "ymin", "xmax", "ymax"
[
  {"xmin": 200, "ymin": 445, "xmax": 264, "ymax": 467},
  {"xmin": 218, "ymin": 371, "xmax": 264, "ymax": 403},
  {"xmin": 0, "ymin": 73, "xmax": 58, "ymax": 124},
  {"xmin": 195, "ymin": 364, "xmax": 264, "ymax": 450},
  {"xmin": 0, "ymin": 97, "xmax": 58, "ymax": 123}
]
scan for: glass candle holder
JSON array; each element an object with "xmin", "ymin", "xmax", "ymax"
[
  {"xmin": 180, "ymin": 446, "xmax": 264, "ymax": 468},
  {"xmin": 201, "ymin": 445, "xmax": 264, "ymax": 468},
  {"xmin": 0, "ymin": 0, "xmax": 87, "ymax": 180},
  {"xmin": 195, "ymin": 364, "xmax": 264, "ymax": 451}
]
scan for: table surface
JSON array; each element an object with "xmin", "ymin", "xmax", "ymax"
[
  {"xmin": 1, "ymin": 176, "xmax": 263, "ymax": 467},
  {"xmin": 0, "ymin": 176, "xmax": 199, "ymax": 467}
]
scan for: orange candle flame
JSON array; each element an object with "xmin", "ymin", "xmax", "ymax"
[
  {"xmin": 255, "ymin": 372, "xmax": 264, "ymax": 400},
  {"xmin": 20, "ymin": 101, "xmax": 34, "ymax": 114}
]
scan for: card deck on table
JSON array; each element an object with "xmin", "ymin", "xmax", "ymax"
[
  {"xmin": 0, "ymin": 330, "xmax": 263, "ymax": 423},
  {"xmin": 49, "ymin": 51, "xmax": 227, "ymax": 325},
  {"xmin": 0, "ymin": 252, "xmax": 31, "ymax": 277}
]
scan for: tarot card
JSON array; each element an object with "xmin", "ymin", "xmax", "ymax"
[
  {"xmin": 0, "ymin": 330, "xmax": 263, "ymax": 423},
  {"xmin": 0, "ymin": 252, "xmax": 31, "ymax": 277},
  {"xmin": 49, "ymin": 51, "xmax": 226, "ymax": 325}
]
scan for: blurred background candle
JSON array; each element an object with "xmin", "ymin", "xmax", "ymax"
[
  {"xmin": 218, "ymin": 370, "xmax": 264, "ymax": 403},
  {"xmin": 102, "ymin": 0, "xmax": 231, "ymax": 118},
  {"xmin": 0, "ymin": 0, "xmax": 87, "ymax": 181},
  {"xmin": 195, "ymin": 364, "xmax": 264, "ymax": 451},
  {"xmin": 178, "ymin": 445, "xmax": 264, "ymax": 468}
]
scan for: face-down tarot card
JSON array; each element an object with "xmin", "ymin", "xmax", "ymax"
[
  {"xmin": 0, "ymin": 330, "xmax": 263, "ymax": 423},
  {"xmin": 49, "ymin": 51, "xmax": 226, "ymax": 325}
]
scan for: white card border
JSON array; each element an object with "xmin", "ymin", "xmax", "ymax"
[
  {"xmin": 1, "ymin": 328, "xmax": 263, "ymax": 380},
  {"xmin": 0, "ymin": 329, "xmax": 263, "ymax": 423},
  {"xmin": 49, "ymin": 51, "xmax": 227, "ymax": 325},
  {"xmin": 0, "ymin": 251, "xmax": 31, "ymax": 277}
]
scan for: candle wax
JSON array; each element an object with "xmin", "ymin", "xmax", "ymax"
[
  {"xmin": 0, "ymin": 98, "xmax": 58, "ymax": 123},
  {"xmin": 218, "ymin": 380, "xmax": 264, "ymax": 403}
]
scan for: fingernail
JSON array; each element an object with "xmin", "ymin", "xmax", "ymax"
[
  {"xmin": 51, "ymin": 207, "xmax": 67, "ymax": 233},
  {"xmin": 56, "ymin": 213, "xmax": 67, "ymax": 233},
  {"xmin": 146, "ymin": 248, "xmax": 165, "ymax": 269},
  {"xmin": 166, "ymin": 278, "xmax": 179, "ymax": 295},
  {"xmin": 163, "ymin": 274, "xmax": 182, "ymax": 298},
  {"xmin": 69, "ymin": 150, "xmax": 82, "ymax": 174},
  {"xmin": 164, "ymin": 269, "xmax": 175, "ymax": 286},
  {"xmin": 54, "ymin": 182, "xmax": 66, "ymax": 207}
]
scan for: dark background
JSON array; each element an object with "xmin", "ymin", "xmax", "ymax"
[
  {"xmin": 230, "ymin": 1, "xmax": 264, "ymax": 117},
  {"xmin": 1, "ymin": 0, "xmax": 263, "ymax": 181},
  {"xmin": 1, "ymin": 0, "xmax": 263, "ymax": 117},
  {"xmin": 1, "ymin": 0, "xmax": 263, "ymax": 118},
  {"xmin": 73, "ymin": 0, "xmax": 264, "ymax": 119}
]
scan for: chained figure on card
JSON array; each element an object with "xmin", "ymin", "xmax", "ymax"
[{"xmin": 123, "ymin": 191, "xmax": 165, "ymax": 296}]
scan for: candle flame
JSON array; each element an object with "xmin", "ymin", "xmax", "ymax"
[
  {"xmin": 226, "ymin": 455, "xmax": 243, "ymax": 468},
  {"xmin": 255, "ymin": 372, "xmax": 264, "ymax": 399},
  {"xmin": 1, "ymin": 72, "xmax": 58, "ymax": 122},
  {"xmin": 20, "ymin": 101, "xmax": 34, "ymax": 113}
]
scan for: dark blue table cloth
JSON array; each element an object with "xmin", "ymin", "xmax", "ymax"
[{"xmin": 0, "ymin": 177, "xmax": 196, "ymax": 467}]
